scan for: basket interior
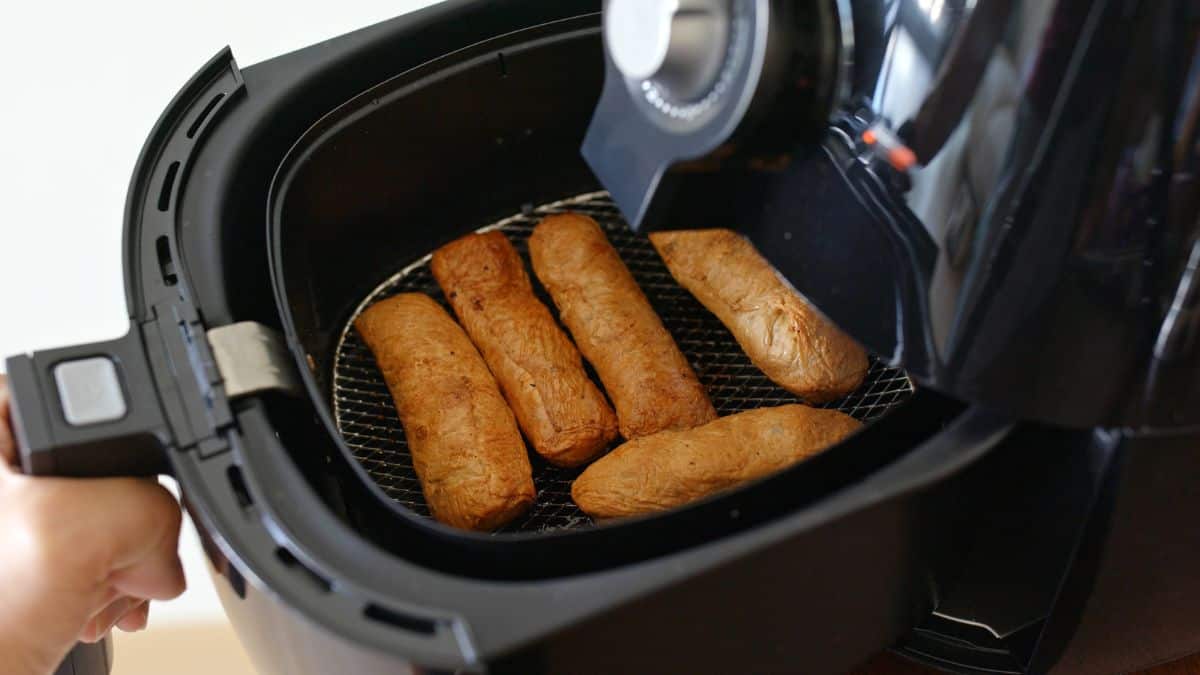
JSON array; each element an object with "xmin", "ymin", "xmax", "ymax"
[
  {"xmin": 331, "ymin": 192, "xmax": 914, "ymax": 533},
  {"xmin": 265, "ymin": 17, "xmax": 959, "ymax": 579}
]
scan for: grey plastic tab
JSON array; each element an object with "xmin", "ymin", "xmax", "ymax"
[
  {"xmin": 53, "ymin": 357, "xmax": 128, "ymax": 426},
  {"xmin": 208, "ymin": 322, "xmax": 303, "ymax": 399}
]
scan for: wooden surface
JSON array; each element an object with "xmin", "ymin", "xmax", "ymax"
[
  {"xmin": 852, "ymin": 652, "xmax": 1200, "ymax": 674},
  {"xmin": 112, "ymin": 622, "xmax": 255, "ymax": 675},
  {"xmin": 112, "ymin": 620, "xmax": 1200, "ymax": 674}
]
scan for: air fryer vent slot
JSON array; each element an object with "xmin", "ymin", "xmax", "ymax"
[
  {"xmin": 186, "ymin": 92, "xmax": 226, "ymax": 139},
  {"xmin": 276, "ymin": 547, "xmax": 332, "ymax": 593},
  {"xmin": 155, "ymin": 235, "xmax": 178, "ymax": 286},
  {"xmin": 331, "ymin": 192, "xmax": 914, "ymax": 534},
  {"xmin": 157, "ymin": 161, "xmax": 180, "ymax": 212},
  {"xmin": 227, "ymin": 464, "xmax": 253, "ymax": 508},
  {"xmin": 363, "ymin": 604, "xmax": 438, "ymax": 635}
]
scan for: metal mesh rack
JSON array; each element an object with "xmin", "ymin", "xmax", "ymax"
[{"xmin": 332, "ymin": 192, "xmax": 914, "ymax": 533}]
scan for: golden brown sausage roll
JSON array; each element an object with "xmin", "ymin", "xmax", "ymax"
[
  {"xmin": 528, "ymin": 213, "xmax": 716, "ymax": 439},
  {"xmin": 572, "ymin": 404, "xmax": 861, "ymax": 519},
  {"xmin": 431, "ymin": 231, "xmax": 618, "ymax": 467},
  {"xmin": 354, "ymin": 293, "xmax": 535, "ymax": 531},
  {"xmin": 650, "ymin": 229, "xmax": 868, "ymax": 403}
]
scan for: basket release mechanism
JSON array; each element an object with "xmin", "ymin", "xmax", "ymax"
[{"xmin": 208, "ymin": 322, "xmax": 303, "ymax": 400}]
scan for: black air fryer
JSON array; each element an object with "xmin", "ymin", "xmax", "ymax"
[{"xmin": 7, "ymin": 1, "xmax": 1200, "ymax": 673}]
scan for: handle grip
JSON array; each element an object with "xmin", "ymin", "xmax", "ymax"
[
  {"xmin": 55, "ymin": 636, "xmax": 113, "ymax": 675},
  {"xmin": 5, "ymin": 329, "xmax": 170, "ymax": 477}
]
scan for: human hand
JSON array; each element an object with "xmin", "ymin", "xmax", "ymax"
[{"xmin": 0, "ymin": 374, "xmax": 186, "ymax": 675}]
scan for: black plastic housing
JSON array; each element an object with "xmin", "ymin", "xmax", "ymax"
[{"xmin": 155, "ymin": 2, "xmax": 1019, "ymax": 671}]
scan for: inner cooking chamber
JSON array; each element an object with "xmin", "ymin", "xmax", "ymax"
[
  {"xmin": 270, "ymin": 18, "xmax": 948, "ymax": 564},
  {"xmin": 332, "ymin": 191, "xmax": 914, "ymax": 532}
]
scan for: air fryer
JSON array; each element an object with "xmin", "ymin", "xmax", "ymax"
[{"xmin": 5, "ymin": 1, "xmax": 1200, "ymax": 674}]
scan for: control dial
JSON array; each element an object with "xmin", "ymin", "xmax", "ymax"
[{"xmin": 605, "ymin": 0, "xmax": 732, "ymax": 102}]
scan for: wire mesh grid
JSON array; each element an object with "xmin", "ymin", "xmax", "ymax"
[{"xmin": 332, "ymin": 192, "xmax": 914, "ymax": 533}]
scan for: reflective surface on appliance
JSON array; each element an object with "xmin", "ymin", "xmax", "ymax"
[
  {"xmin": 592, "ymin": 0, "xmax": 1200, "ymax": 427},
  {"xmin": 845, "ymin": 0, "xmax": 1200, "ymax": 427}
]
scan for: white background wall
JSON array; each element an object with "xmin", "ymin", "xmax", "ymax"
[{"xmin": 0, "ymin": 0, "xmax": 442, "ymax": 625}]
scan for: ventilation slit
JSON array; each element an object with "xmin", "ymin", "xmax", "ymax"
[
  {"xmin": 155, "ymin": 235, "xmax": 178, "ymax": 286},
  {"xmin": 276, "ymin": 547, "xmax": 332, "ymax": 593},
  {"xmin": 227, "ymin": 465, "xmax": 252, "ymax": 508},
  {"xmin": 186, "ymin": 92, "xmax": 226, "ymax": 139},
  {"xmin": 364, "ymin": 604, "xmax": 438, "ymax": 635},
  {"xmin": 157, "ymin": 161, "xmax": 180, "ymax": 212}
]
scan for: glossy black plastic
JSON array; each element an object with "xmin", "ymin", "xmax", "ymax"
[{"xmin": 587, "ymin": 0, "xmax": 1200, "ymax": 430}]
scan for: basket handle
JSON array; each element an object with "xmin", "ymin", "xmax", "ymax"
[{"xmin": 5, "ymin": 328, "xmax": 170, "ymax": 477}]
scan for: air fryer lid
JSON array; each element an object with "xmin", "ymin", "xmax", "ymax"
[{"xmin": 583, "ymin": 0, "xmax": 1200, "ymax": 430}]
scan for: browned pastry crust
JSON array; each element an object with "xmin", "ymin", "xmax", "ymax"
[
  {"xmin": 354, "ymin": 293, "xmax": 535, "ymax": 531},
  {"xmin": 572, "ymin": 404, "xmax": 861, "ymax": 518},
  {"xmin": 650, "ymin": 229, "xmax": 868, "ymax": 403},
  {"xmin": 528, "ymin": 213, "xmax": 717, "ymax": 439},
  {"xmin": 431, "ymin": 231, "xmax": 618, "ymax": 467}
]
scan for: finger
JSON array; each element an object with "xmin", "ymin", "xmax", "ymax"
[
  {"xmin": 0, "ymin": 373, "xmax": 14, "ymax": 467},
  {"xmin": 92, "ymin": 586, "xmax": 122, "ymax": 611},
  {"xmin": 85, "ymin": 591, "xmax": 130, "ymax": 625},
  {"xmin": 17, "ymin": 476, "xmax": 186, "ymax": 600},
  {"xmin": 2, "ymin": 475, "xmax": 184, "ymax": 660},
  {"xmin": 105, "ymin": 482, "xmax": 186, "ymax": 601},
  {"xmin": 80, "ymin": 596, "xmax": 141, "ymax": 643},
  {"xmin": 115, "ymin": 600, "xmax": 150, "ymax": 633}
]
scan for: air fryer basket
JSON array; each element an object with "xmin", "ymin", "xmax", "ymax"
[
  {"xmin": 332, "ymin": 191, "xmax": 914, "ymax": 533},
  {"xmin": 266, "ymin": 14, "xmax": 966, "ymax": 578}
]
